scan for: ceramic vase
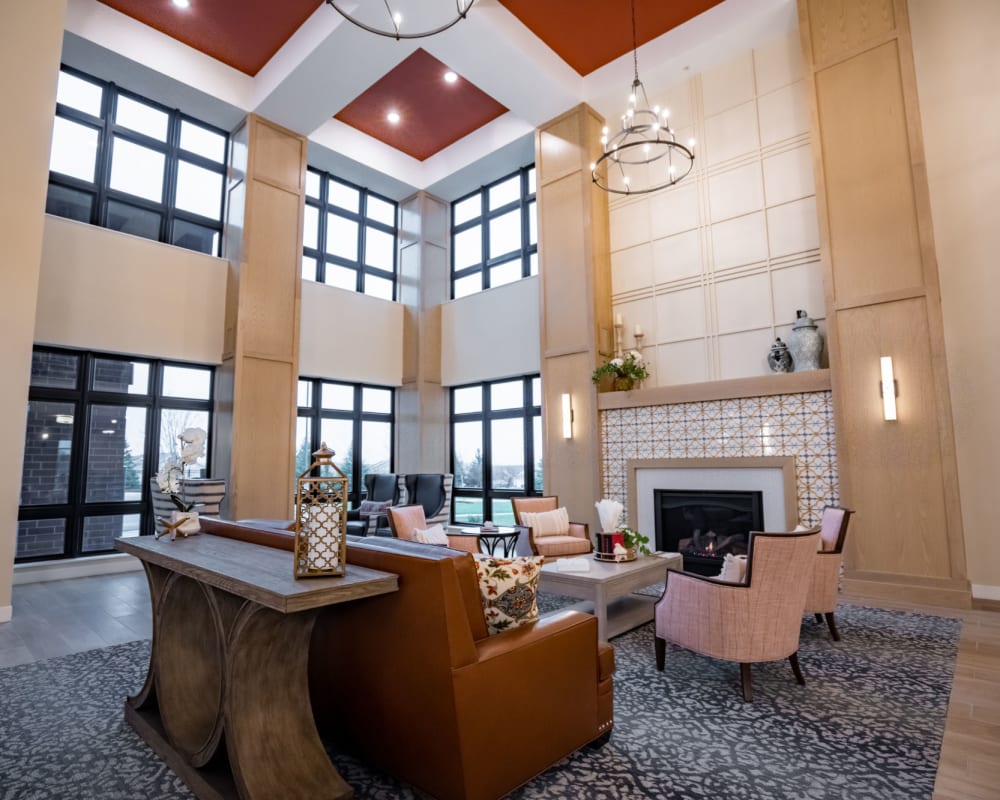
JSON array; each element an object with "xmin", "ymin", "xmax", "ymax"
[
  {"xmin": 767, "ymin": 338, "xmax": 794, "ymax": 373},
  {"xmin": 788, "ymin": 309, "xmax": 822, "ymax": 371}
]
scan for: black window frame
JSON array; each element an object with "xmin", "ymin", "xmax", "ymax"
[
  {"xmin": 296, "ymin": 378, "xmax": 396, "ymax": 508},
  {"xmin": 449, "ymin": 374, "xmax": 542, "ymax": 524},
  {"xmin": 302, "ymin": 168, "xmax": 399, "ymax": 300},
  {"xmin": 450, "ymin": 164, "xmax": 537, "ymax": 299},
  {"xmin": 17, "ymin": 346, "xmax": 215, "ymax": 563},
  {"xmin": 46, "ymin": 64, "xmax": 228, "ymax": 256}
]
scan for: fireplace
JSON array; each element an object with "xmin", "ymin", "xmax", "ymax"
[{"xmin": 654, "ymin": 489, "xmax": 764, "ymax": 576}]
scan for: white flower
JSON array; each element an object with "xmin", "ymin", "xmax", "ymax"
[
  {"xmin": 179, "ymin": 427, "xmax": 207, "ymax": 465},
  {"xmin": 156, "ymin": 458, "xmax": 182, "ymax": 494},
  {"xmin": 629, "ymin": 350, "xmax": 643, "ymax": 362},
  {"xmin": 610, "ymin": 358, "xmax": 623, "ymax": 367}
]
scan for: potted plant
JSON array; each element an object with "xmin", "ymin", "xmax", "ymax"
[
  {"xmin": 619, "ymin": 526, "xmax": 651, "ymax": 559},
  {"xmin": 592, "ymin": 350, "xmax": 649, "ymax": 392}
]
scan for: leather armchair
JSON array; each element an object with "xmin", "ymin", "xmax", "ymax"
[
  {"xmin": 654, "ymin": 528, "xmax": 821, "ymax": 702},
  {"xmin": 804, "ymin": 505, "xmax": 854, "ymax": 640},
  {"xmin": 511, "ymin": 496, "xmax": 592, "ymax": 559},
  {"xmin": 386, "ymin": 503, "xmax": 480, "ymax": 554},
  {"xmin": 403, "ymin": 473, "xmax": 453, "ymax": 527},
  {"xmin": 346, "ymin": 472, "xmax": 401, "ymax": 536}
]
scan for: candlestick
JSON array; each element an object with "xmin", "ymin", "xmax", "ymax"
[
  {"xmin": 615, "ymin": 313, "xmax": 623, "ymax": 326},
  {"xmin": 634, "ymin": 324, "xmax": 642, "ymax": 337}
]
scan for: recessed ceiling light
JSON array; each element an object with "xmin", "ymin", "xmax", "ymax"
[
  {"xmin": 444, "ymin": 71, "xmax": 458, "ymax": 83},
  {"xmin": 172, "ymin": 0, "xmax": 191, "ymax": 8},
  {"xmin": 387, "ymin": 110, "xmax": 400, "ymax": 124}
]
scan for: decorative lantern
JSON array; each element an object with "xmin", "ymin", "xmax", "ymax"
[{"xmin": 293, "ymin": 443, "xmax": 348, "ymax": 579}]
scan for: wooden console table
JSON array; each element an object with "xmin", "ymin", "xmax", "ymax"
[{"xmin": 115, "ymin": 534, "xmax": 398, "ymax": 800}]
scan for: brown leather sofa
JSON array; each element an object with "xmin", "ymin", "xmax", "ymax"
[{"xmin": 201, "ymin": 518, "xmax": 615, "ymax": 800}]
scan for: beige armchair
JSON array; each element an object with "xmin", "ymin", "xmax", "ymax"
[
  {"xmin": 805, "ymin": 505, "xmax": 854, "ymax": 641},
  {"xmin": 511, "ymin": 496, "xmax": 592, "ymax": 559},
  {"xmin": 386, "ymin": 504, "xmax": 480, "ymax": 554},
  {"xmin": 654, "ymin": 527, "xmax": 821, "ymax": 702}
]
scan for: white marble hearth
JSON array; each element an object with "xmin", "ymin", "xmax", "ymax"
[{"xmin": 629, "ymin": 457, "xmax": 798, "ymax": 540}]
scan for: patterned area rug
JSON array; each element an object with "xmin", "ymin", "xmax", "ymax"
[{"xmin": 0, "ymin": 603, "xmax": 959, "ymax": 800}]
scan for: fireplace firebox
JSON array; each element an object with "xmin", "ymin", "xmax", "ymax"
[{"xmin": 654, "ymin": 489, "xmax": 764, "ymax": 576}]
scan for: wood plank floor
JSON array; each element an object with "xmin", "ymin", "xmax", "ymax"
[{"xmin": 0, "ymin": 574, "xmax": 997, "ymax": 798}]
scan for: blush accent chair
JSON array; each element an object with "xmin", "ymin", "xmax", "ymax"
[
  {"xmin": 511, "ymin": 496, "xmax": 592, "ymax": 559},
  {"xmin": 403, "ymin": 473, "xmax": 453, "ymax": 527},
  {"xmin": 386, "ymin": 503, "xmax": 480, "ymax": 554},
  {"xmin": 805, "ymin": 505, "xmax": 855, "ymax": 641},
  {"xmin": 654, "ymin": 527, "xmax": 821, "ymax": 703}
]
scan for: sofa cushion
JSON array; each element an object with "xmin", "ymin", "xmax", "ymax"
[
  {"xmin": 717, "ymin": 553, "xmax": 748, "ymax": 583},
  {"xmin": 414, "ymin": 523, "xmax": 448, "ymax": 545},
  {"xmin": 518, "ymin": 507, "xmax": 570, "ymax": 538},
  {"xmin": 358, "ymin": 499, "xmax": 391, "ymax": 522},
  {"xmin": 474, "ymin": 555, "xmax": 544, "ymax": 635}
]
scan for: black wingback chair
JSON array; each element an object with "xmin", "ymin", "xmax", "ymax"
[
  {"xmin": 346, "ymin": 473, "xmax": 402, "ymax": 536},
  {"xmin": 403, "ymin": 474, "xmax": 453, "ymax": 527}
]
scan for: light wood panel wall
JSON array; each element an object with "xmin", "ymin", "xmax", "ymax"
[
  {"xmin": 536, "ymin": 104, "xmax": 611, "ymax": 527},
  {"xmin": 216, "ymin": 115, "xmax": 307, "ymax": 521},
  {"xmin": 798, "ymin": 0, "xmax": 969, "ymax": 606}
]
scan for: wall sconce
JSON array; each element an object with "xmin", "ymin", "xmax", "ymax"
[
  {"xmin": 561, "ymin": 393, "xmax": 574, "ymax": 439},
  {"xmin": 880, "ymin": 356, "xmax": 898, "ymax": 421}
]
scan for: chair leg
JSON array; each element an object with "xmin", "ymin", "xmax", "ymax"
[
  {"xmin": 655, "ymin": 636, "xmax": 666, "ymax": 671},
  {"xmin": 789, "ymin": 652, "xmax": 805, "ymax": 685},
  {"xmin": 824, "ymin": 612, "xmax": 841, "ymax": 642},
  {"xmin": 740, "ymin": 663, "xmax": 752, "ymax": 703},
  {"xmin": 814, "ymin": 613, "xmax": 823, "ymax": 623}
]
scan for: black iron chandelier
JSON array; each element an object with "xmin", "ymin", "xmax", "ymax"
[
  {"xmin": 325, "ymin": 0, "xmax": 477, "ymax": 40},
  {"xmin": 591, "ymin": 0, "xmax": 695, "ymax": 195}
]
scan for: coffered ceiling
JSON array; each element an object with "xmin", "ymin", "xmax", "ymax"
[{"xmin": 68, "ymin": 0, "xmax": 797, "ymax": 199}]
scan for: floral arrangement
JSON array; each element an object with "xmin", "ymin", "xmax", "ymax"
[
  {"xmin": 155, "ymin": 427, "xmax": 207, "ymax": 512},
  {"xmin": 619, "ymin": 525, "xmax": 651, "ymax": 556},
  {"xmin": 592, "ymin": 350, "xmax": 649, "ymax": 389}
]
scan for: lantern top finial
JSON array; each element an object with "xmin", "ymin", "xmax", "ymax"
[{"xmin": 313, "ymin": 442, "xmax": 336, "ymax": 465}]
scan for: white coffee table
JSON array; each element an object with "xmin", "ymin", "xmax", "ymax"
[{"xmin": 539, "ymin": 553, "xmax": 684, "ymax": 641}]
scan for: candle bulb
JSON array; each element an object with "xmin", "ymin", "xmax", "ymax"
[{"xmin": 615, "ymin": 314, "xmax": 623, "ymax": 326}]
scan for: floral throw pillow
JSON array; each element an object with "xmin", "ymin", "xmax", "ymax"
[{"xmin": 474, "ymin": 555, "xmax": 545, "ymax": 635}]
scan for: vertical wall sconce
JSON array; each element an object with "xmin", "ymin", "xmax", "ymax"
[
  {"xmin": 880, "ymin": 356, "xmax": 898, "ymax": 421},
  {"xmin": 561, "ymin": 393, "xmax": 574, "ymax": 439}
]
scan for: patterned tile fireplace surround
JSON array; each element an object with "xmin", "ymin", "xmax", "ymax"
[{"xmin": 600, "ymin": 390, "xmax": 839, "ymax": 534}]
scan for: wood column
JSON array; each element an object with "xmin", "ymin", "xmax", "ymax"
[
  {"xmin": 536, "ymin": 104, "xmax": 611, "ymax": 527},
  {"xmin": 0, "ymin": 1, "xmax": 66, "ymax": 622},
  {"xmin": 216, "ymin": 115, "xmax": 307, "ymax": 521},
  {"xmin": 396, "ymin": 191, "xmax": 449, "ymax": 474},
  {"xmin": 798, "ymin": 0, "xmax": 969, "ymax": 606}
]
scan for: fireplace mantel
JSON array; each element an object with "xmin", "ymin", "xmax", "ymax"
[{"xmin": 597, "ymin": 369, "xmax": 831, "ymax": 410}]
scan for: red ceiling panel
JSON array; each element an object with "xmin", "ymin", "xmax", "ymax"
[
  {"xmin": 97, "ymin": 0, "xmax": 323, "ymax": 76},
  {"xmin": 334, "ymin": 49, "xmax": 508, "ymax": 162},
  {"xmin": 498, "ymin": 0, "xmax": 726, "ymax": 76}
]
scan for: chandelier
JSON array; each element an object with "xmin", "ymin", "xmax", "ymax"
[
  {"xmin": 325, "ymin": 0, "xmax": 477, "ymax": 40},
  {"xmin": 591, "ymin": 0, "xmax": 695, "ymax": 195}
]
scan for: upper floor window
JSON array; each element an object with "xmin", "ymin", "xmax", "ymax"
[
  {"xmin": 451, "ymin": 164, "xmax": 537, "ymax": 299},
  {"xmin": 46, "ymin": 66, "xmax": 228, "ymax": 256},
  {"xmin": 302, "ymin": 169, "xmax": 399, "ymax": 301}
]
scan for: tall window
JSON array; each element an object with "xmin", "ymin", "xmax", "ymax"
[
  {"xmin": 17, "ymin": 347, "xmax": 214, "ymax": 562},
  {"xmin": 302, "ymin": 169, "xmax": 398, "ymax": 300},
  {"xmin": 451, "ymin": 164, "xmax": 537, "ymax": 299},
  {"xmin": 46, "ymin": 66, "xmax": 228, "ymax": 256},
  {"xmin": 450, "ymin": 375, "xmax": 543, "ymax": 525},
  {"xmin": 295, "ymin": 379, "xmax": 395, "ymax": 507}
]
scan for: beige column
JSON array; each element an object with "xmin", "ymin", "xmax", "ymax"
[
  {"xmin": 396, "ymin": 191, "xmax": 449, "ymax": 473},
  {"xmin": 535, "ymin": 104, "xmax": 611, "ymax": 527},
  {"xmin": 0, "ymin": 1, "xmax": 67, "ymax": 622},
  {"xmin": 215, "ymin": 115, "xmax": 307, "ymax": 521},
  {"xmin": 798, "ymin": 0, "xmax": 969, "ymax": 606}
]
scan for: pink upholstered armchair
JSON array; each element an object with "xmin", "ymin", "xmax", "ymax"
[
  {"xmin": 805, "ymin": 505, "xmax": 854, "ymax": 641},
  {"xmin": 654, "ymin": 528, "xmax": 821, "ymax": 702},
  {"xmin": 386, "ymin": 504, "xmax": 481, "ymax": 554},
  {"xmin": 510, "ymin": 496, "xmax": 592, "ymax": 559}
]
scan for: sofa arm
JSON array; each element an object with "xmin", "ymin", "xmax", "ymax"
[{"xmin": 569, "ymin": 521, "xmax": 590, "ymax": 541}]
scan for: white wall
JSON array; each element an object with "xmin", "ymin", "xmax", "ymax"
[
  {"xmin": 299, "ymin": 279, "xmax": 403, "ymax": 385},
  {"xmin": 606, "ymin": 31, "xmax": 824, "ymax": 386},
  {"xmin": 440, "ymin": 276, "xmax": 540, "ymax": 386},
  {"xmin": 910, "ymin": 0, "xmax": 1000, "ymax": 598},
  {"xmin": 36, "ymin": 216, "xmax": 227, "ymax": 363}
]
